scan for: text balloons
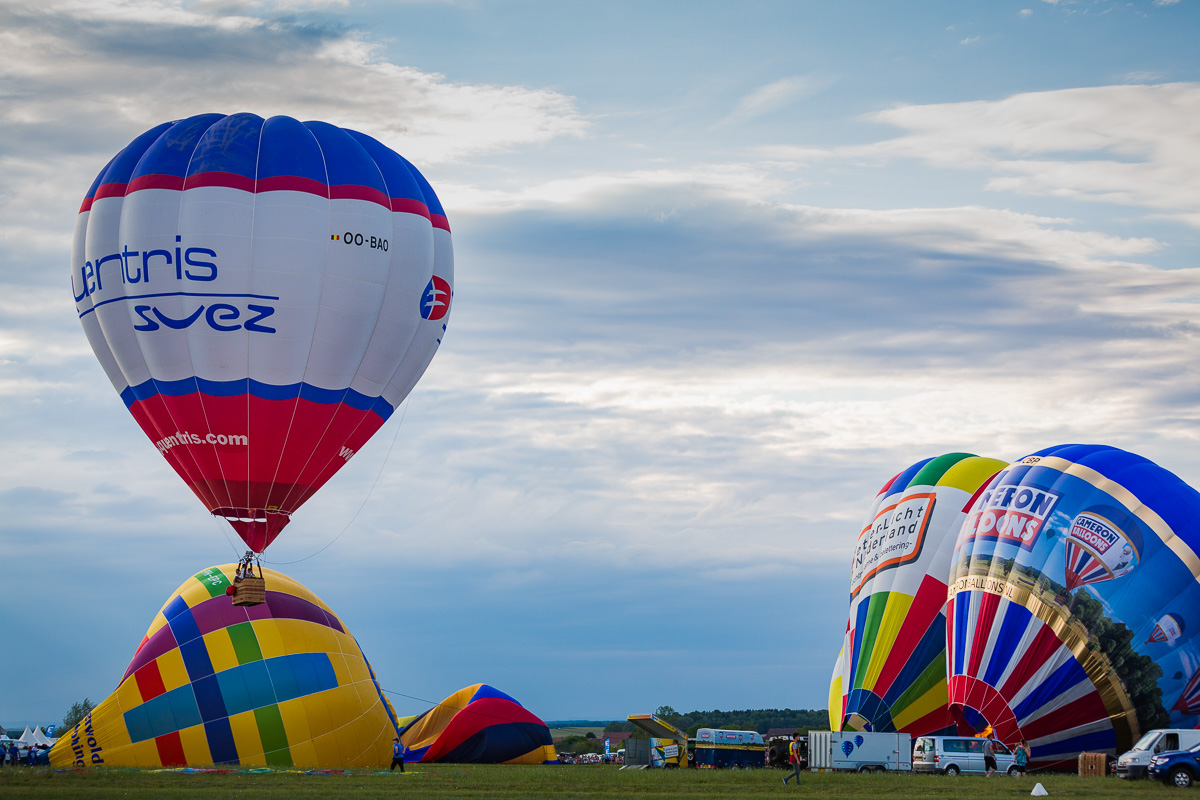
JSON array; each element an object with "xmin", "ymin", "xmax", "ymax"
[
  {"xmin": 72, "ymin": 114, "xmax": 453, "ymax": 551},
  {"xmin": 49, "ymin": 565, "xmax": 401, "ymax": 769},
  {"xmin": 947, "ymin": 444, "xmax": 1200, "ymax": 767},
  {"xmin": 831, "ymin": 453, "xmax": 1006, "ymax": 736}
]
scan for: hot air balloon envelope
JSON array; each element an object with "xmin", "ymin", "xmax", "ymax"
[
  {"xmin": 71, "ymin": 113, "xmax": 454, "ymax": 552},
  {"xmin": 947, "ymin": 444, "xmax": 1200, "ymax": 768},
  {"xmin": 399, "ymin": 684, "xmax": 558, "ymax": 764},
  {"xmin": 831, "ymin": 453, "xmax": 1007, "ymax": 737},
  {"xmin": 49, "ymin": 565, "xmax": 400, "ymax": 768}
]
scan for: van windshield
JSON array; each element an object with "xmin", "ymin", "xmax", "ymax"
[{"xmin": 1132, "ymin": 732, "xmax": 1162, "ymax": 752}]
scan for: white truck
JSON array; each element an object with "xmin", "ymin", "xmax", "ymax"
[
  {"xmin": 807, "ymin": 731, "xmax": 912, "ymax": 773},
  {"xmin": 1117, "ymin": 729, "xmax": 1200, "ymax": 778}
]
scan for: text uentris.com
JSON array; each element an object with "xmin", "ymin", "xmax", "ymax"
[{"xmin": 156, "ymin": 430, "xmax": 249, "ymax": 454}]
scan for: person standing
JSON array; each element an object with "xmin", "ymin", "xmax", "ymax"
[
  {"xmin": 783, "ymin": 733, "xmax": 803, "ymax": 786},
  {"xmin": 982, "ymin": 737, "xmax": 996, "ymax": 777},
  {"xmin": 390, "ymin": 737, "xmax": 406, "ymax": 772},
  {"xmin": 1014, "ymin": 740, "xmax": 1029, "ymax": 777},
  {"xmin": 7, "ymin": 744, "xmax": 17, "ymax": 767}
]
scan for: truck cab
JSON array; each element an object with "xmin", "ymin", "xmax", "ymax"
[{"xmin": 1118, "ymin": 730, "xmax": 1200, "ymax": 779}]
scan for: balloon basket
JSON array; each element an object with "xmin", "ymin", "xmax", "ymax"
[{"xmin": 232, "ymin": 575, "xmax": 266, "ymax": 606}]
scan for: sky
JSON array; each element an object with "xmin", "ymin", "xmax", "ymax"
[{"xmin": 4, "ymin": 0, "xmax": 1200, "ymax": 730}]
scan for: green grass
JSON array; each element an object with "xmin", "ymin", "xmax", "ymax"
[{"xmin": 0, "ymin": 765, "xmax": 1181, "ymax": 799}]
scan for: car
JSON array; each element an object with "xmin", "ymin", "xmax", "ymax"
[
  {"xmin": 1148, "ymin": 744, "xmax": 1200, "ymax": 788},
  {"xmin": 912, "ymin": 735, "xmax": 1018, "ymax": 776}
]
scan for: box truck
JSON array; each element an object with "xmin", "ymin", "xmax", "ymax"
[{"xmin": 807, "ymin": 731, "xmax": 912, "ymax": 773}]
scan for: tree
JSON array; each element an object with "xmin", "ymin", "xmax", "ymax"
[{"xmin": 62, "ymin": 698, "xmax": 94, "ymax": 731}]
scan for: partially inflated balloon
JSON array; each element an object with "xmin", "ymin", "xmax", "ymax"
[
  {"xmin": 831, "ymin": 453, "xmax": 1006, "ymax": 736},
  {"xmin": 947, "ymin": 444, "xmax": 1200, "ymax": 767},
  {"xmin": 71, "ymin": 114, "xmax": 453, "ymax": 551},
  {"xmin": 49, "ymin": 565, "xmax": 400, "ymax": 768},
  {"xmin": 399, "ymin": 684, "xmax": 558, "ymax": 764}
]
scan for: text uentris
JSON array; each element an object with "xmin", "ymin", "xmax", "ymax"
[
  {"xmin": 851, "ymin": 492, "xmax": 935, "ymax": 596},
  {"xmin": 961, "ymin": 482, "xmax": 1061, "ymax": 550},
  {"xmin": 71, "ymin": 238, "xmax": 277, "ymax": 334},
  {"xmin": 157, "ymin": 429, "xmax": 249, "ymax": 454}
]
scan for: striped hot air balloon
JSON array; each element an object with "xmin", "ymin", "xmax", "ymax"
[
  {"xmin": 398, "ymin": 684, "xmax": 558, "ymax": 764},
  {"xmin": 830, "ymin": 453, "xmax": 1006, "ymax": 737},
  {"xmin": 947, "ymin": 444, "xmax": 1200, "ymax": 769}
]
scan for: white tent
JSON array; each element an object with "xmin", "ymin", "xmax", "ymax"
[{"xmin": 17, "ymin": 726, "xmax": 51, "ymax": 747}]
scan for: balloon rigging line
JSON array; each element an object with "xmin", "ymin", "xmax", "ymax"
[{"xmin": 262, "ymin": 397, "xmax": 410, "ymax": 566}]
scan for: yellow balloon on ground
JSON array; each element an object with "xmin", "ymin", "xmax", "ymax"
[{"xmin": 50, "ymin": 565, "xmax": 400, "ymax": 769}]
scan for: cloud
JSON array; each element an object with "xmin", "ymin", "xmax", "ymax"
[
  {"xmin": 721, "ymin": 76, "xmax": 822, "ymax": 125},
  {"xmin": 0, "ymin": 2, "xmax": 586, "ymax": 168}
]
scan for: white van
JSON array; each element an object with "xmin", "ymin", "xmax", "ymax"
[
  {"xmin": 1117, "ymin": 729, "xmax": 1200, "ymax": 778},
  {"xmin": 912, "ymin": 735, "xmax": 1018, "ymax": 776}
]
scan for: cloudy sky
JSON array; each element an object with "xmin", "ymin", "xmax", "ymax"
[{"xmin": 4, "ymin": 0, "xmax": 1200, "ymax": 729}]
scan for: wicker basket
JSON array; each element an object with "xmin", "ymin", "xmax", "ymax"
[
  {"xmin": 1078, "ymin": 751, "xmax": 1107, "ymax": 777},
  {"xmin": 231, "ymin": 575, "xmax": 266, "ymax": 606}
]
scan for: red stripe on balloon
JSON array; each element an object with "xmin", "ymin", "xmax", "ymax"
[
  {"xmin": 871, "ymin": 575, "xmax": 947, "ymax": 700},
  {"xmin": 431, "ymin": 213, "xmax": 451, "ymax": 232},
  {"xmin": 998, "ymin": 624, "xmax": 1063, "ymax": 701},
  {"xmin": 330, "ymin": 183, "xmax": 391, "ymax": 209},
  {"xmin": 134, "ymin": 660, "xmax": 167, "ymax": 702},
  {"xmin": 154, "ymin": 731, "xmax": 188, "ymax": 767},
  {"xmin": 255, "ymin": 175, "xmax": 331, "ymax": 197},
  {"xmin": 127, "ymin": 174, "xmax": 186, "ymax": 193},
  {"xmin": 184, "ymin": 171, "xmax": 256, "ymax": 192},
  {"xmin": 93, "ymin": 182, "xmax": 129, "ymax": 201}
]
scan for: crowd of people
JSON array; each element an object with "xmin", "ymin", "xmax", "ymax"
[{"xmin": 2, "ymin": 743, "xmax": 48, "ymax": 766}]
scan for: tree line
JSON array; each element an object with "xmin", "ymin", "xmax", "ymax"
[{"xmin": 604, "ymin": 706, "xmax": 829, "ymax": 738}]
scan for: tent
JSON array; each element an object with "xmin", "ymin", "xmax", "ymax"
[{"xmin": 18, "ymin": 727, "xmax": 52, "ymax": 747}]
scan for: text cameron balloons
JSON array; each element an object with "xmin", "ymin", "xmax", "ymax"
[
  {"xmin": 831, "ymin": 453, "xmax": 1006, "ymax": 737},
  {"xmin": 947, "ymin": 444, "xmax": 1200, "ymax": 766},
  {"xmin": 71, "ymin": 114, "xmax": 454, "ymax": 552}
]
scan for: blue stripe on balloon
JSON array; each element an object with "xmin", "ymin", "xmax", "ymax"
[
  {"xmin": 881, "ymin": 614, "xmax": 945, "ymax": 709},
  {"xmin": 885, "ymin": 457, "xmax": 935, "ymax": 499},
  {"xmin": 1031, "ymin": 727, "xmax": 1116, "ymax": 760},
  {"xmin": 118, "ymin": 378, "xmax": 396, "ymax": 420},
  {"xmin": 186, "ymin": 113, "xmax": 265, "ymax": 179},
  {"xmin": 205, "ymin": 717, "xmax": 240, "ymax": 765},
  {"xmin": 346, "ymin": 130, "xmax": 430, "ymax": 206},
  {"xmin": 258, "ymin": 116, "xmax": 327, "ymax": 183},
  {"xmin": 953, "ymin": 591, "xmax": 972, "ymax": 677},
  {"xmin": 302, "ymin": 121, "xmax": 388, "ymax": 195},
  {"xmin": 192, "ymin": 674, "xmax": 229, "ymax": 723},
  {"xmin": 1010, "ymin": 658, "xmax": 1089, "ymax": 723},
  {"xmin": 470, "ymin": 684, "xmax": 522, "ymax": 706},
  {"xmin": 983, "ymin": 602, "xmax": 1032, "ymax": 688},
  {"xmin": 78, "ymin": 291, "xmax": 282, "ymax": 319},
  {"xmin": 132, "ymin": 114, "xmax": 227, "ymax": 181},
  {"xmin": 99, "ymin": 121, "xmax": 178, "ymax": 188}
]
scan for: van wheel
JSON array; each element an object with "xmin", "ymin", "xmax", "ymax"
[
  {"xmin": 1172, "ymin": 767, "xmax": 1193, "ymax": 788},
  {"xmin": 944, "ymin": 765, "xmax": 960, "ymax": 776},
  {"xmin": 1008, "ymin": 766, "xmax": 1019, "ymax": 777}
]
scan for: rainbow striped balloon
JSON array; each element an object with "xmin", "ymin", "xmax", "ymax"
[
  {"xmin": 399, "ymin": 684, "xmax": 558, "ymax": 764},
  {"xmin": 49, "ymin": 565, "xmax": 400, "ymax": 769},
  {"xmin": 830, "ymin": 453, "xmax": 1006, "ymax": 736}
]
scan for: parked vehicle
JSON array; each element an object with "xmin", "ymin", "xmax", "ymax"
[
  {"xmin": 911, "ymin": 735, "xmax": 1017, "ymax": 776},
  {"xmin": 1148, "ymin": 743, "xmax": 1200, "ymax": 787},
  {"xmin": 1118, "ymin": 730, "xmax": 1200, "ymax": 779},
  {"xmin": 692, "ymin": 728, "xmax": 765, "ymax": 769},
  {"xmin": 807, "ymin": 731, "xmax": 911, "ymax": 773}
]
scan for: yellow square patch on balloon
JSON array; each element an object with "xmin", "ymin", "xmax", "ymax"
[
  {"xmin": 227, "ymin": 709, "xmax": 265, "ymax": 764},
  {"xmin": 251, "ymin": 619, "xmax": 287, "ymax": 660},
  {"xmin": 178, "ymin": 723, "xmax": 211, "ymax": 765},
  {"xmin": 156, "ymin": 648, "xmax": 190, "ymax": 693},
  {"xmin": 277, "ymin": 697, "xmax": 312, "ymax": 748},
  {"xmin": 202, "ymin": 629, "xmax": 240, "ymax": 674}
]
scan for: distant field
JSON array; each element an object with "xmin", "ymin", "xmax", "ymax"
[{"xmin": 0, "ymin": 765, "xmax": 1179, "ymax": 799}]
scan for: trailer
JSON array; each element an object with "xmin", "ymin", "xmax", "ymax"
[
  {"xmin": 807, "ymin": 731, "xmax": 911, "ymax": 773},
  {"xmin": 692, "ymin": 728, "xmax": 766, "ymax": 769}
]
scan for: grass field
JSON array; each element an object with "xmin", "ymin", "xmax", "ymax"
[{"xmin": 0, "ymin": 765, "xmax": 1183, "ymax": 799}]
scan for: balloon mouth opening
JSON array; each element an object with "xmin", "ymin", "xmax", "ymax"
[
  {"xmin": 213, "ymin": 508, "xmax": 292, "ymax": 552},
  {"xmin": 212, "ymin": 507, "xmax": 291, "ymax": 523}
]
